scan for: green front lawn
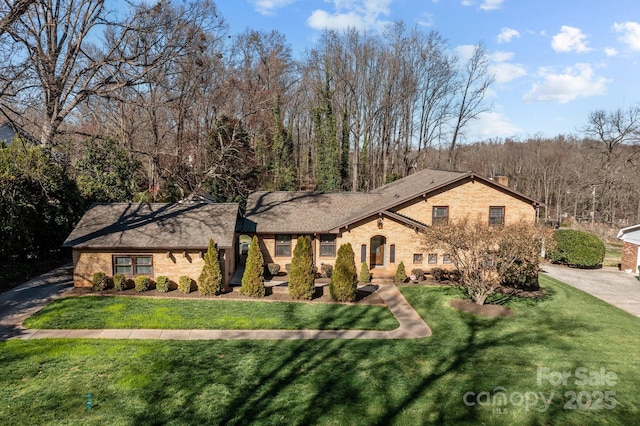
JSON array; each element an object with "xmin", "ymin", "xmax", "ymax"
[
  {"xmin": 23, "ymin": 296, "xmax": 399, "ymax": 330},
  {"xmin": 2, "ymin": 275, "xmax": 639, "ymax": 425}
]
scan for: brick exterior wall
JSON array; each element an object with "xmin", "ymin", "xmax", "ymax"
[
  {"xmin": 251, "ymin": 179, "xmax": 537, "ymax": 276},
  {"xmin": 621, "ymin": 241, "xmax": 639, "ymax": 273},
  {"xmin": 72, "ymin": 248, "xmax": 235, "ymax": 288}
]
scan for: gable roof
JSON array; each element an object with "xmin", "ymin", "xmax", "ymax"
[
  {"xmin": 241, "ymin": 191, "xmax": 379, "ymax": 234},
  {"xmin": 63, "ymin": 202, "xmax": 240, "ymax": 250},
  {"xmin": 243, "ymin": 168, "xmax": 541, "ymax": 234},
  {"xmin": 617, "ymin": 224, "xmax": 640, "ymax": 245}
]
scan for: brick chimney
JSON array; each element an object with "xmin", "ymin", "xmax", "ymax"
[{"xmin": 493, "ymin": 175, "xmax": 509, "ymax": 187}]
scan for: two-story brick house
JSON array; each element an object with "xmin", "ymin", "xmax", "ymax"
[{"xmin": 64, "ymin": 168, "xmax": 540, "ymax": 287}]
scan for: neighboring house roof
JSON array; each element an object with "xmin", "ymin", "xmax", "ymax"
[
  {"xmin": 617, "ymin": 224, "xmax": 640, "ymax": 245},
  {"xmin": 63, "ymin": 202, "xmax": 240, "ymax": 250},
  {"xmin": 243, "ymin": 168, "xmax": 541, "ymax": 234},
  {"xmin": 0, "ymin": 121, "xmax": 38, "ymax": 145}
]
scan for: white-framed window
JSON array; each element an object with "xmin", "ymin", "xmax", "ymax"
[
  {"xmin": 489, "ymin": 206, "xmax": 505, "ymax": 226},
  {"xmin": 113, "ymin": 255, "xmax": 153, "ymax": 275},
  {"xmin": 442, "ymin": 255, "xmax": 452, "ymax": 264},
  {"xmin": 428, "ymin": 253, "xmax": 437, "ymax": 264},
  {"xmin": 433, "ymin": 206, "xmax": 449, "ymax": 225},
  {"xmin": 275, "ymin": 234, "xmax": 292, "ymax": 257},
  {"xmin": 319, "ymin": 234, "xmax": 336, "ymax": 257}
]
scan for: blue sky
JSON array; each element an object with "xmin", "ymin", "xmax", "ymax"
[{"xmin": 217, "ymin": 0, "xmax": 640, "ymax": 141}]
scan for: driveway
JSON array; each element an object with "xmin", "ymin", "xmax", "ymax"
[{"xmin": 542, "ymin": 263, "xmax": 640, "ymax": 318}]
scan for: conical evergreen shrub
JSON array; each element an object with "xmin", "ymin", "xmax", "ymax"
[
  {"xmin": 289, "ymin": 236, "xmax": 315, "ymax": 300},
  {"xmin": 359, "ymin": 262, "xmax": 371, "ymax": 283},
  {"xmin": 395, "ymin": 261, "xmax": 407, "ymax": 283},
  {"xmin": 198, "ymin": 239, "xmax": 223, "ymax": 295},
  {"xmin": 241, "ymin": 235, "xmax": 265, "ymax": 298},
  {"xmin": 330, "ymin": 243, "xmax": 357, "ymax": 302}
]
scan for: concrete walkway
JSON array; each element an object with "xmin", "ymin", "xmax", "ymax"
[
  {"xmin": 1, "ymin": 267, "xmax": 431, "ymax": 341},
  {"xmin": 542, "ymin": 263, "xmax": 640, "ymax": 318}
]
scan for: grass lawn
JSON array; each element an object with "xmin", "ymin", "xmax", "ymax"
[
  {"xmin": 604, "ymin": 240, "xmax": 623, "ymax": 268},
  {"xmin": 23, "ymin": 296, "xmax": 399, "ymax": 331},
  {"xmin": 2, "ymin": 275, "xmax": 639, "ymax": 425}
]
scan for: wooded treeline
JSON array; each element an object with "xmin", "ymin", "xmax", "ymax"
[{"xmin": 1, "ymin": 0, "xmax": 640, "ymax": 263}]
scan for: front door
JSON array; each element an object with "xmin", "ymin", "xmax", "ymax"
[{"xmin": 370, "ymin": 236, "xmax": 386, "ymax": 267}]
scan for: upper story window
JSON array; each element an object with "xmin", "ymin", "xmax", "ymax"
[
  {"xmin": 432, "ymin": 206, "xmax": 449, "ymax": 226},
  {"xmin": 319, "ymin": 234, "xmax": 336, "ymax": 257},
  {"xmin": 275, "ymin": 234, "xmax": 292, "ymax": 257},
  {"xmin": 489, "ymin": 206, "xmax": 505, "ymax": 226},
  {"xmin": 113, "ymin": 255, "xmax": 153, "ymax": 276}
]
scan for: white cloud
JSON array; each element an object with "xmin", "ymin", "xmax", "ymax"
[
  {"xmin": 454, "ymin": 44, "xmax": 477, "ymax": 63},
  {"xmin": 523, "ymin": 63, "xmax": 610, "ymax": 104},
  {"xmin": 497, "ymin": 28, "xmax": 520, "ymax": 43},
  {"xmin": 461, "ymin": 0, "xmax": 503, "ymax": 10},
  {"xmin": 613, "ymin": 21, "xmax": 640, "ymax": 51},
  {"xmin": 307, "ymin": 0, "xmax": 392, "ymax": 31},
  {"xmin": 252, "ymin": 0, "xmax": 299, "ymax": 16},
  {"xmin": 552, "ymin": 26, "xmax": 591, "ymax": 53},
  {"xmin": 468, "ymin": 111, "xmax": 522, "ymax": 138},
  {"xmin": 604, "ymin": 47, "xmax": 618, "ymax": 57},
  {"xmin": 489, "ymin": 51, "xmax": 526, "ymax": 83},
  {"xmin": 480, "ymin": 0, "xmax": 504, "ymax": 11},
  {"xmin": 418, "ymin": 12, "xmax": 434, "ymax": 27}
]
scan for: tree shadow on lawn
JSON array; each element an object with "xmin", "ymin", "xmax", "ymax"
[{"xmin": 125, "ymin": 287, "xmax": 596, "ymax": 425}]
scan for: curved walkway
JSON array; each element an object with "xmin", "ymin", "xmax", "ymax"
[{"xmin": 0, "ymin": 266, "xmax": 431, "ymax": 341}]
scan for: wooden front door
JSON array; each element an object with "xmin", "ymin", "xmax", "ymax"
[{"xmin": 370, "ymin": 236, "xmax": 386, "ymax": 267}]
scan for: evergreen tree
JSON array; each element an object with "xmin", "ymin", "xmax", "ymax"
[
  {"xmin": 359, "ymin": 262, "xmax": 371, "ymax": 283},
  {"xmin": 241, "ymin": 235, "xmax": 265, "ymax": 298},
  {"xmin": 289, "ymin": 236, "xmax": 315, "ymax": 300},
  {"xmin": 198, "ymin": 239, "xmax": 223, "ymax": 295},
  {"xmin": 270, "ymin": 96, "xmax": 297, "ymax": 190},
  {"xmin": 395, "ymin": 261, "xmax": 407, "ymax": 283},
  {"xmin": 330, "ymin": 243, "xmax": 357, "ymax": 302},
  {"xmin": 314, "ymin": 67, "xmax": 341, "ymax": 191}
]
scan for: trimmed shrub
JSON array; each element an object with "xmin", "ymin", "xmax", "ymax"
[
  {"xmin": 330, "ymin": 243, "xmax": 357, "ymax": 302},
  {"xmin": 135, "ymin": 275, "xmax": 151, "ymax": 292},
  {"xmin": 548, "ymin": 229, "xmax": 605, "ymax": 268},
  {"xmin": 92, "ymin": 272, "xmax": 109, "ymax": 291},
  {"xmin": 359, "ymin": 262, "xmax": 371, "ymax": 283},
  {"xmin": 198, "ymin": 239, "xmax": 223, "ymax": 296},
  {"xmin": 395, "ymin": 261, "xmax": 407, "ymax": 283},
  {"xmin": 178, "ymin": 276, "xmax": 193, "ymax": 294},
  {"xmin": 267, "ymin": 263, "xmax": 281, "ymax": 276},
  {"xmin": 241, "ymin": 235, "xmax": 265, "ymax": 298},
  {"xmin": 289, "ymin": 236, "xmax": 315, "ymax": 300},
  {"xmin": 431, "ymin": 268, "xmax": 446, "ymax": 282},
  {"xmin": 156, "ymin": 276, "xmax": 170, "ymax": 293},
  {"xmin": 113, "ymin": 273, "xmax": 127, "ymax": 291},
  {"xmin": 411, "ymin": 269, "xmax": 425, "ymax": 282},
  {"xmin": 320, "ymin": 264, "xmax": 333, "ymax": 278}
]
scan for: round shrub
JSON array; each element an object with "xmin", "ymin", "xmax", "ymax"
[
  {"xmin": 178, "ymin": 276, "xmax": 193, "ymax": 294},
  {"xmin": 548, "ymin": 229, "xmax": 605, "ymax": 268},
  {"xmin": 92, "ymin": 272, "xmax": 109, "ymax": 291},
  {"xmin": 135, "ymin": 275, "xmax": 151, "ymax": 292},
  {"xmin": 113, "ymin": 273, "xmax": 127, "ymax": 291},
  {"xmin": 411, "ymin": 269, "xmax": 425, "ymax": 282},
  {"xmin": 156, "ymin": 276, "xmax": 170, "ymax": 293}
]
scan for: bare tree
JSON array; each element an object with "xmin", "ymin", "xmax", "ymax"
[
  {"xmin": 448, "ymin": 44, "xmax": 494, "ymax": 169},
  {"xmin": 0, "ymin": 0, "xmax": 35, "ymax": 36}
]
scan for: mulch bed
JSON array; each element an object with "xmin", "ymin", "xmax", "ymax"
[
  {"xmin": 65, "ymin": 284, "xmax": 386, "ymax": 306},
  {"xmin": 449, "ymin": 299, "xmax": 513, "ymax": 318}
]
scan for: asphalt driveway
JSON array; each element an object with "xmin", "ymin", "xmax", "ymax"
[{"xmin": 542, "ymin": 263, "xmax": 640, "ymax": 318}]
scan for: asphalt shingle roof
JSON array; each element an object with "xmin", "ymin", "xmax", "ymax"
[{"xmin": 63, "ymin": 203, "xmax": 239, "ymax": 249}]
